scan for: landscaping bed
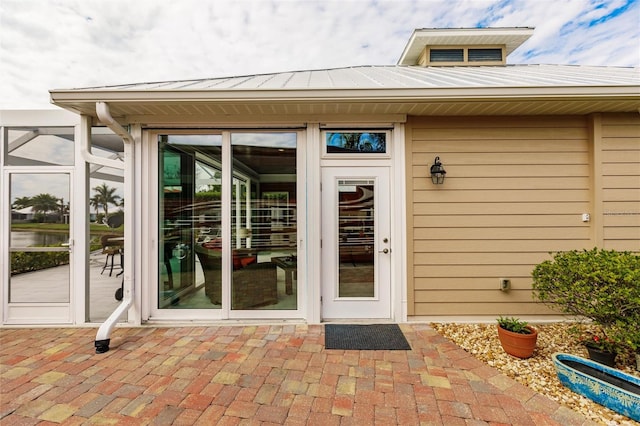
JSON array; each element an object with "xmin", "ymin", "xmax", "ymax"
[{"xmin": 432, "ymin": 322, "xmax": 639, "ymax": 426}]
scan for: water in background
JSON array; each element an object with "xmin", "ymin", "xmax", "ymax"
[{"xmin": 11, "ymin": 231, "xmax": 69, "ymax": 247}]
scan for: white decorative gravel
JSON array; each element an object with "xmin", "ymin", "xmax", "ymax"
[{"xmin": 432, "ymin": 322, "xmax": 639, "ymax": 426}]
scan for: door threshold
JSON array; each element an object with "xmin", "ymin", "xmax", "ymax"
[{"xmin": 322, "ymin": 318, "xmax": 395, "ymax": 324}]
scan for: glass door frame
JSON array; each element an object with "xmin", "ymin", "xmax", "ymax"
[
  {"xmin": 2, "ymin": 168, "xmax": 75, "ymax": 324},
  {"xmin": 146, "ymin": 129, "xmax": 306, "ymax": 321},
  {"xmin": 320, "ymin": 166, "xmax": 392, "ymax": 320}
]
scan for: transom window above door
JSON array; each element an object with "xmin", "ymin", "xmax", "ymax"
[{"xmin": 322, "ymin": 131, "xmax": 389, "ymax": 157}]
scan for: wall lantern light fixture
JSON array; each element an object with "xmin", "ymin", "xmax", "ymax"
[{"xmin": 430, "ymin": 156, "xmax": 446, "ymax": 184}]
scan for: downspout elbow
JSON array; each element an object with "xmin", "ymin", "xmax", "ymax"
[
  {"xmin": 96, "ymin": 102, "xmax": 134, "ymax": 144},
  {"xmin": 94, "ymin": 294, "xmax": 133, "ymax": 353}
]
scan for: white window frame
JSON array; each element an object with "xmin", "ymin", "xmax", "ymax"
[{"xmin": 321, "ymin": 129, "xmax": 391, "ymax": 159}]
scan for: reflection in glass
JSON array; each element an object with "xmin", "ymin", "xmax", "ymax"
[
  {"xmin": 338, "ymin": 180, "xmax": 375, "ymax": 297},
  {"xmin": 87, "ymin": 126, "xmax": 126, "ymax": 322},
  {"xmin": 157, "ymin": 132, "xmax": 298, "ymax": 311},
  {"xmin": 159, "ymin": 134, "xmax": 223, "ymax": 309},
  {"xmin": 9, "ymin": 173, "xmax": 70, "ymax": 303},
  {"xmin": 231, "ymin": 133, "xmax": 297, "ymax": 310},
  {"xmin": 326, "ymin": 132, "xmax": 386, "ymax": 154},
  {"xmin": 5, "ymin": 127, "xmax": 75, "ymax": 166}
]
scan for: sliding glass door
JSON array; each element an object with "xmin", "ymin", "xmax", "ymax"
[{"xmin": 155, "ymin": 131, "xmax": 299, "ymax": 317}]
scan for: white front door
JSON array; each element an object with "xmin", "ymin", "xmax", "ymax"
[{"xmin": 321, "ymin": 167, "xmax": 391, "ymax": 320}]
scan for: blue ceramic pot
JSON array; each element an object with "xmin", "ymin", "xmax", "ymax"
[{"xmin": 552, "ymin": 353, "xmax": 640, "ymax": 422}]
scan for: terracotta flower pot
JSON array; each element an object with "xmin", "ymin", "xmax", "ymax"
[{"xmin": 497, "ymin": 324, "xmax": 538, "ymax": 359}]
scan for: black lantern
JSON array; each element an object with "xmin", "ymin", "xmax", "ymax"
[{"xmin": 430, "ymin": 156, "xmax": 446, "ymax": 184}]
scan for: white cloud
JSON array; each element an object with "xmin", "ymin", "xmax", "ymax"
[{"xmin": 1, "ymin": 0, "xmax": 638, "ymax": 109}]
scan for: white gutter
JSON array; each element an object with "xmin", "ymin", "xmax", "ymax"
[
  {"xmin": 51, "ymin": 85, "xmax": 640, "ymax": 103},
  {"xmin": 94, "ymin": 101, "xmax": 134, "ymax": 354}
]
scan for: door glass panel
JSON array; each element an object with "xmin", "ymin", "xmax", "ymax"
[
  {"xmin": 9, "ymin": 173, "xmax": 70, "ymax": 303},
  {"xmin": 158, "ymin": 135, "xmax": 222, "ymax": 309},
  {"xmin": 87, "ymin": 126, "xmax": 125, "ymax": 322},
  {"xmin": 4, "ymin": 127, "xmax": 75, "ymax": 166},
  {"xmin": 338, "ymin": 180, "xmax": 374, "ymax": 297},
  {"xmin": 231, "ymin": 132, "xmax": 297, "ymax": 310}
]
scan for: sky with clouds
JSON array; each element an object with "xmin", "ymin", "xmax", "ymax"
[{"xmin": 0, "ymin": 0, "xmax": 638, "ymax": 109}]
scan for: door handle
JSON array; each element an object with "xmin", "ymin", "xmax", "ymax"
[{"xmin": 379, "ymin": 248, "xmax": 389, "ymax": 254}]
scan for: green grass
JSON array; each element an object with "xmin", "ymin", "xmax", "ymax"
[{"xmin": 12, "ymin": 223, "xmax": 124, "ymax": 234}]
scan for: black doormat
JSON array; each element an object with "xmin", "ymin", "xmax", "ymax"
[{"xmin": 324, "ymin": 324, "xmax": 411, "ymax": 350}]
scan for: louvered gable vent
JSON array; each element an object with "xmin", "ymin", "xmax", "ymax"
[
  {"xmin": 398, "ymin": 27, "xmax": 533, "ymax": 67},
  {"xmin": 430, "ymin": 49, "xmax": 464, "ymax": 62},
  {"xmin": 468, "ymin": 48, "xmax": 503, "ymax": 62}
]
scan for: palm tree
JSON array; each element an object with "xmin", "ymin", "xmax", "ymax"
[
  {"xmin": 92, "ymin": 183, "xmax": 121, "ymax": 218},
  {"xmin": 12, "ymin": 196, "xmax": 32, "ymax": 210},
  {"xmin": 58, "ymin": 197, "xmax": 70, "ymax": 224},
  {"xmin": 89, "ymin": 194, "xmax": 102, "ymax": 218},
  {"xmin": 30, "ymin": 193, "xmax": 61, "ymax": 222}
]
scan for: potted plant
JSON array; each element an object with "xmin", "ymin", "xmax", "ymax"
[
  {"xmin": 496, "ymin": 316, "xmax": 538, "ymax": 358},
  {"xmin": 577, "ymin": 329, "xmax": 618, "ymax": 367}
]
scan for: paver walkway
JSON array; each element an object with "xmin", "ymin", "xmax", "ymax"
[{"xmin": 0, "ymin": 324, "xmax": 597, "ymax": 425}]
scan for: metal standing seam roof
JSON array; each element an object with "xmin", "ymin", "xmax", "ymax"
[
  {"xmin": 62, "ymin": 64, "xmax": 639, "ymax": 92},
  {"xmin": 50, "ymin": 64, "xmax": 640, "ymax": 118}
]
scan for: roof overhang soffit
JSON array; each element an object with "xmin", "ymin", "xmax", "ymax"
[{"xmin": 50, "ymin": 87, "xmax": 640, "ymax": 123}]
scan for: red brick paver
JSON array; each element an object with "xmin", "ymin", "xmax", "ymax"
[{"xmin": 0, "ymin": 324, "xmax": 597, "ymax": 425}]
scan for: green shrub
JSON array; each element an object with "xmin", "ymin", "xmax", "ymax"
[
  {"xmin": 612, "ymin": 314, "xmax": 640, "ymax": 354},
  {"xmin": 10, "ymin": 251, "xmax": 69, "ymax": 275},
  {"xmin": 532, "ymin": 248, "xmax": 640, "ymax": 349}
]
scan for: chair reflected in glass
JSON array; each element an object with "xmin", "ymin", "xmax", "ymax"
[
  {"xmin": 100, "ymin": 234, "xmax": 123, "ymax": 276},
  {"xmin": 195, "ymin": 244, "xmax": 278, "ymax": 308}
]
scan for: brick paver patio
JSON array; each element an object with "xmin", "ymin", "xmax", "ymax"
[{"xmin": 0, "ymin": 324, "xmax": 596, "ymax": 425}]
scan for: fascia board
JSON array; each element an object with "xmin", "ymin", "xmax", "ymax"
[{"xmin": 51, "ymin": 86, "xmax": 640, "ymax": 104}]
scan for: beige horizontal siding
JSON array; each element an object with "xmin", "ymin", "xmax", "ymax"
[
  {"xmin": 414, "ymin": 227, "xmax": 588, "ymax": 240},
  {"xmin": 413, "ymin": 176, "xmax": 588, "ymax": 190},
  {"xmin": 421, "ymin": 139, "xmax": 587, "ymax": 152},
  {"xmin": 413, "ymin": 302, "xmax": 558, "ymax": 316},
  {"xmin": 412, "ymin": 127, "xmax": 588, "ymax": 141},
  {"xmin": 413, "ymin": 239, "xmax": 591, "ymax": 252},
  {"xmin": 414, "ymin": 214, "xmax": 583, "ymax": 228},
  {"xmin": 414, "ymin": 202, "xmax": 589, "ymax": 215},
  {"xmin": 415, "ymin": 290, "xmax": 537, "ymax": 303},
  {"xmin": 415, "ymin": 251, "xmax": 557, "ymax": 265},
  {"xmin": 406, "ymin": 115, "xmax": 592, "ymax": 318},
  {"xmin": 601, "ymin": 113, "xmax": 640, "ymax": 251},
  {"xmin": 414, "ymin": 189, "xmax": 590, "ymax": 203},
  {"xmin": 602, "ymin": 163, "xmax": 640, "ymax": 175},
  {"xmin": 415, "ymin": 277, "xmax": 537, "ymax": 290}
]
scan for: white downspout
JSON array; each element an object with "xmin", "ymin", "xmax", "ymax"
[{"xmin": 94, "ymin": 101, "xmax": 135, "ymax": 354}]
